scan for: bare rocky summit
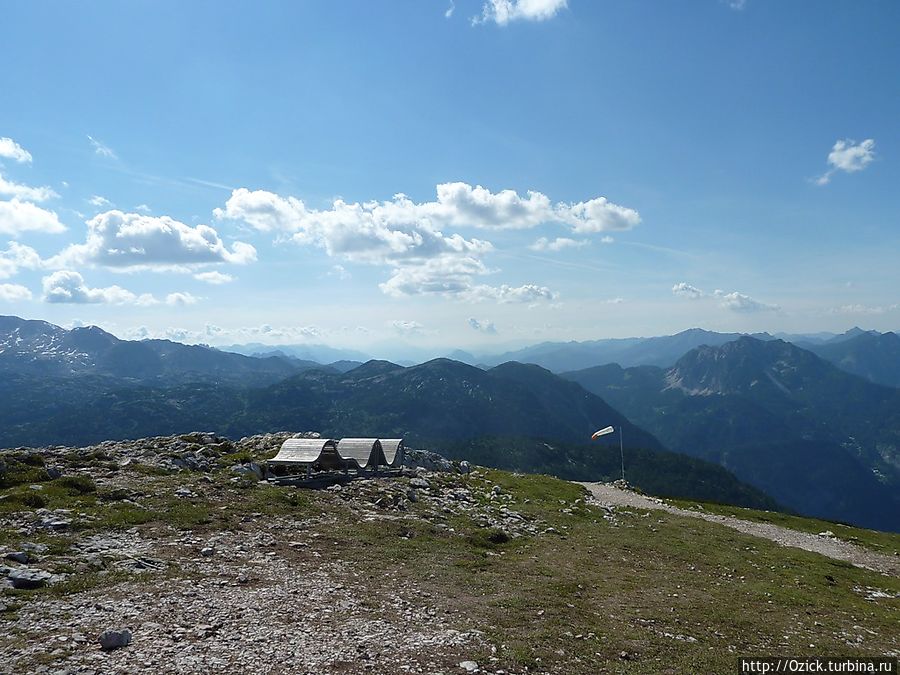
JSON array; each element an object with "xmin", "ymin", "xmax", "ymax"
[
  {"xmin": 0, "ymin": 432, "xmax": 540, "ymax": 673},
  {"xmin": 2, "ymin": 432, "xmax": 898, "ymax": 673}
]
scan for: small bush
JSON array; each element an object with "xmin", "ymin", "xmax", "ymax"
[
  {"xmin": 0, "ymin": 455, "xmax": 50, "ymax": 489},
  {"xmin": 468, "ymin": 527, "xmax": 511, "ymax": 548},
  {"xmin": 20, "ymin": 491, "xmax": 47, "ymax": 508},
  {"xmin": 56, "ymin": 476, "xmax": 96, "ymax": 495}
]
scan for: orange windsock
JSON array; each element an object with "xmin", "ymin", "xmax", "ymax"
[{"xmin": 592, "ymin": 426, "xmax": 615, "ymax": 440}]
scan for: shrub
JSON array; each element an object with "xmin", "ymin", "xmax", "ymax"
[{"xmin": 56, "ymin": 475, "xmax": 96, "ymax": 495}]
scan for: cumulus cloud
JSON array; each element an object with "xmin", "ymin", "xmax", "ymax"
[
  {"xmin": 215, "ymin": 183, "xmax": 630, "ymax": 302},
  {"xmin": 445, "ymin": 0, "xmax": 455, "ymax": 18},
  {"xmin": 471, "ymin": 283, "xmax": 558, "ymax": 304},
  {"xmin": 529, "ymin": 236, "xmax": 588, "ymax": 252},
  {"xmin": 0, "ymin": 283, "xmax": 32, "ymax": 302},
  {"xmin": 88, "ymin": 195, "xmax": 112, "ymax": 207},
  {"xmin": 50, "ymin": 210, "xmax": 256, "ymax": 270},
  {"xmin": 216, "ymin": 183, "xmax": 637, "ymax": 243},
  {"xmin": 475, "ymin": 0, "xmax": 567, "ymax": 25},
  {"xmin": 673, "ymin": 282, "xmax": 779, "ymax": 312},
  {"xmin": 0, "ymin": 137, "xmax": 32, "ymax": 164},
  {"xmin": 87, "ymin": 135, "xmax": 117, "ymax": 159},
  {"xmin": 391, "ymin": 320, "xmax": 425, "ymax": 337},
  {"xmin": 672, "ymin": 282, "xmax": 704, "ymax": 299},
  {"xmin": 193, "ymin": 271, "xmax": 234, "ymax": 285},
  {"xmin": 165, "ymin": 292, "xmax": 200, "ymax": 306},
  {"xmin": 41, "ymin": 270, "xmax": 152, "ymax": 305},
  {"xmin": 0, "ymin": 242, "xmax": 43, "ymax": 279},
  {"xmin": 468, "ymin": 317, "xmax": 497, "ymax": 334},
  {"xmin": 134, "ymin": 204, "xmax": 152, "ymax": 213},
  {"xmin": 0, "ymin": 199, "xmax": 67, "ymax": 236},
  {"xmin": 0, "ymin": 175, "xmax": 58, "ymax": 202},
  {"xmin": 816, "ymin": 138, "xmax": 875, "ymax": 185},
  {"xmin": 379, "ymin": 256, "xmax": 489, "ymax": 298},
  {"xmin": 713, "ymin": 290, "xmax": 780, "ymax": 313},
  {"xmin": 214, "ymin": 186, "xmax": 493, "ymax": 263}
]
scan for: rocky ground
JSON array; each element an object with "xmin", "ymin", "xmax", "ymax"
[
  {"xmin": 0, "ymin": 432, "xmax": 548, "ymax": 674},
  {"xmin": 1, "ymin": 432, "xmax": 898, "ymax": 674}
]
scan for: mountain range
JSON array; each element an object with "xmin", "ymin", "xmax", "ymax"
[
  {"xmin": 563, "ymin": 336, "xmax": 900, "ymax": 531},
  {"xmin": 472, "ymin": 326, "xmax": 898, "ymax": 377},
  {"xmin": 2, "ymin": 315, "xmax": 898, "ymax": 529},
  {"xmin": 0, "ymin": 316, "xmax": 329, "ymax": 387}
]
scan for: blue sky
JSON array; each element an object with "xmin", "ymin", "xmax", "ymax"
[{"xmin": 1, "ymin": 0, "xmax": 898, "ymax": 355}]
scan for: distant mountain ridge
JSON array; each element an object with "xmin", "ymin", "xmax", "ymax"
[
  {"xmin": 0, "ymin": 315, "xmax": 321, "ymax": 387},
  {"xmin": 222, "ymin": 341, "xmax": 371, "ymax": 365},
  {"xmin": 478, "ymin": 328, "xmax": 776, "ymax": 372},
  {"xmin": 563, "ymin": 337, "xmax": 900, "ymax": 531},
  {"xmin": 805, "ymin": 331, "xmax": 900, "ymax": 388}
]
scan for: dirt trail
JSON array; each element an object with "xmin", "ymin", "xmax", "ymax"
[{"xmin": 578, "ymin": 482, "xmax": 900, "ymax": 578}]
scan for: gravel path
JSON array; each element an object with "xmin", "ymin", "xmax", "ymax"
[{"xmin": 578, "ymin": 482, "xmax": 900, "ymax": 578}]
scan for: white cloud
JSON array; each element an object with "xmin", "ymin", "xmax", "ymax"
[
  {"xmin": 42, "ymin": 270, "xmax": 144, "ymax": 304},
  {"xmin": 815, "ymin": 138, "xmax": 875, "ymax": 185},
  {"xmin": 714, "ymin": 289, "xmax": 780, "ymax": 313},
  {"xmin": 0, "ymin": 174, "xmax": 58, "ymax": 202},
  {"xmin": 392, "ymin": 320, "xmax": 425, "ymax": 337},
  {"xmin": 193, "ymin": 270, "xmax": 234, "ymax": 285},
  {"xmin": 0, "ymin": 242, "xmax": 43, "ymax": 279},
  {"xmin": 215, "ymin": 186, "xmax": 493, "ymax": 263},
  {"xmin": 216, "ymin": 183, "xmax": 638, "ymax": 242},
  {"xmin": 88, "ymin": 195, "xmax": 112, "ymax": 207},
  {"xmin": 87, "ymin": 135, "xmax": 117, "ymax": 159},
  {"xmin": 50, "ymin": 210, "xmax": 256, "ymax": 270},
  {"xmin": 445, "ymin": 0, "xmax": 455, "ymax": 18},
  {"xmin": 215, "ymin": 183, "xmax": 629, "ymax": 302},
  {"xmin": 672, "ymin": 282, "xmax": 704, "ymax": 299},
  {"xmin": 468, "ymin": 317, "xmax": 497, "ymax": 334},
  {"xmin": 134, "ymin": 204, "xmax": 152, "ymax": 213},
  {"xmin": 0, "ymin": 199, "xmax": 67, "ymax": 236},
  {"xmin": 605, "ymin": 297, "xmax": 624, "ymax": 304},
  {"xmin": 328, "ymin": 264, "xmax": 351, "ymax": 281},
  {"xmin": 124, "ymin": 322, "xmax": 324, "ymax": 345},
  {"xmin": 475, "ymin": 0, "xmax": 567, "ymax": 25},
  {"xmin": 829, "ymin": 303, "xmax": 898, "ymax": 315},
  {"xmin": 0, "ymin": 283, "xmax": 32, "ymax": 302},
  {"xmin": 727, "ymin": 0, "xmax": 746, "ymax": 9},
  {"xmin": 165, "ymin": 292, "xmax": 200, "ymax": 306},
  {"xmin": 378, "ymin": 256, "xmax": 489, "ymax": 298},
  {"xmin": 529, "ymin": 236, "xmax": 588, "ymax": 252},
  {"xmin": 674, "ymin": 282, "xmax": 778, "ymax": 312},
  {"xmin": 470, "ymin": 283, "xmax": 557, "ymax": 304},
  {"xmin": 0, "ymin": 138, "xmax": 32, "ymax": 164}
]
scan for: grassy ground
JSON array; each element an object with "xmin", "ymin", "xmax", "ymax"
[
  {"xmin": 668, "ymin": 498, "xmax": 900, "ymax": 556},
  {"xmin": 2, "ymin": 461, "xmax": 898, "ymax": 673}
]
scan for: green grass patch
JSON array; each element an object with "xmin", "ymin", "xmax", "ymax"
[{"xmin": 0, "ymin": 453, "xmax": 49, "ymax": 488}]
